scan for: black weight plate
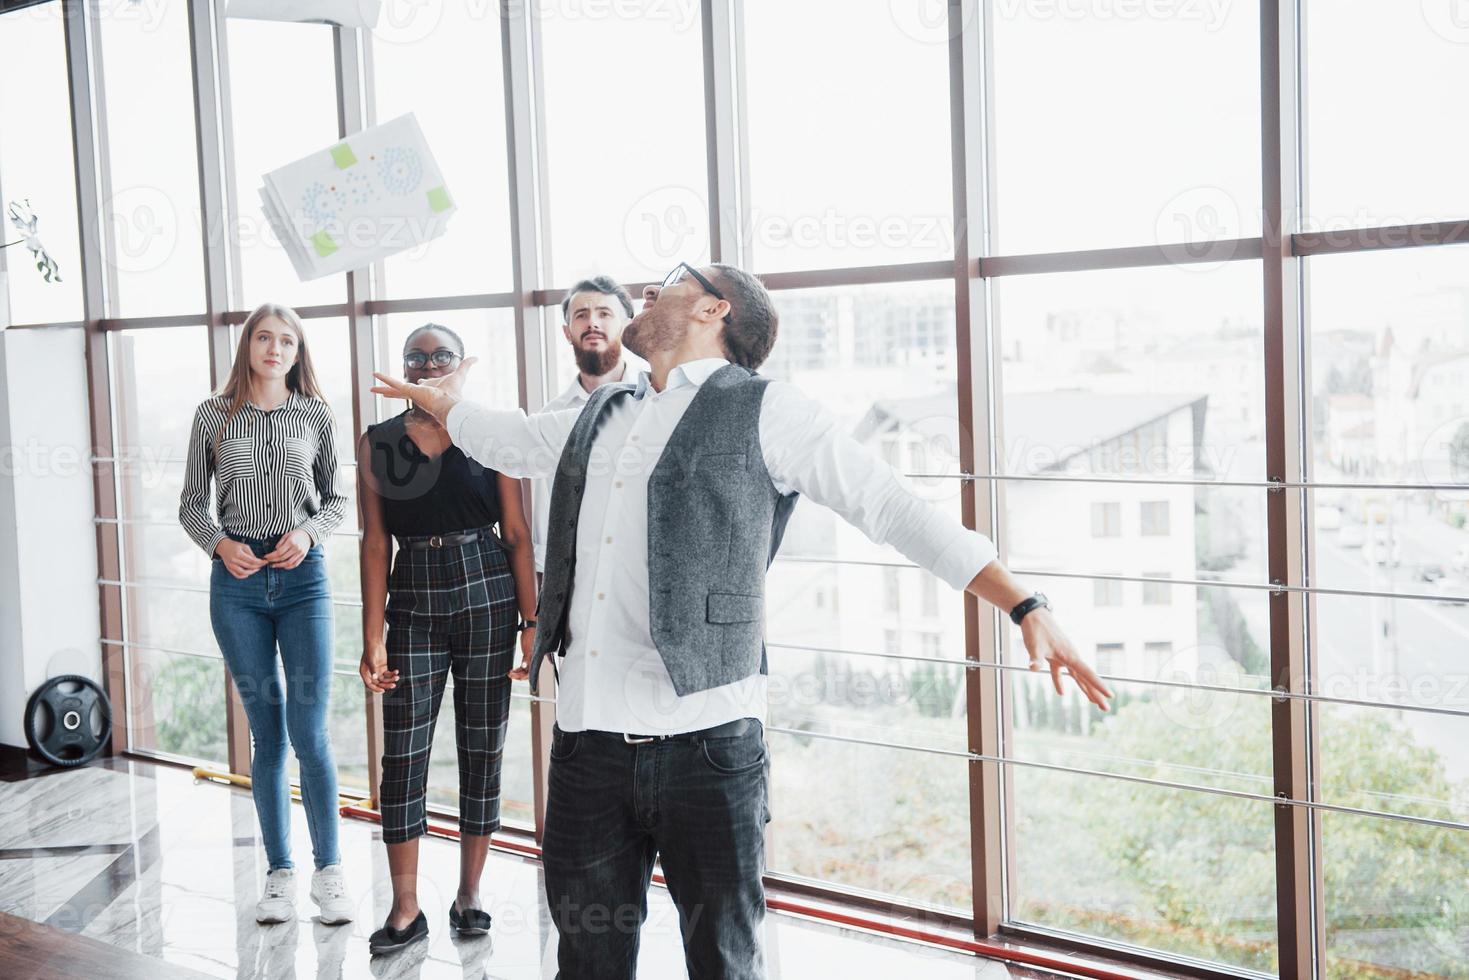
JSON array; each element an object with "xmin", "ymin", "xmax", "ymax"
[{"xmin": 24, "ymin": 674, "xmax": 112, "ymax": 768}]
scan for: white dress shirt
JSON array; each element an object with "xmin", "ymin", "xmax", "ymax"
[
  {"xmin": 445, "ymin": 357, "xmax": 998, "ymax": 735},
  {"xmin": 531, "ymin": 364, "xmax": 627, "ymax": 573}
]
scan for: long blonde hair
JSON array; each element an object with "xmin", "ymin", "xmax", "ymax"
[{"xmin": 212, "ymin": 303, "xmax": 327, "ymax": 453}]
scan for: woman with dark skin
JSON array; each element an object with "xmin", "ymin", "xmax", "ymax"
[{"xmin": 356, "ymin": 324, "xmax": 538, "ymax": 954}]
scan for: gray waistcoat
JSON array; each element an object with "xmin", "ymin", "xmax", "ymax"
[{"xmin": 529, "ymin": 362, "xmax": 799, "ymax": 698}]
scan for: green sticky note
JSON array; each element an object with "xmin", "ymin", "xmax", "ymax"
[
  {"xmin": 330, "ymin": 143, "xmax": 357, "ymax": 169},
  {"xmin": 311, "ymin": 230, "xmax": 338, "ymax": 258},
  {"xmin": 426, "ymin": 185, "xmax": 452, "ymax": 213}
]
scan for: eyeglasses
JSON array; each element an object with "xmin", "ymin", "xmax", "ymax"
[
  {"xmin": 660, "ymin": 262, "xmax": 725, "ymax": 302},
  {"xmin": 403, "ymin": 349, "xmax": 460, "ymax": 370}
]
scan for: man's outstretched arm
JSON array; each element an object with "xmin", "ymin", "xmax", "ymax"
[
  {"xmin": 963, "ymin": 557, "xmax": 1113, "ymax": 710},
  {"xmin": 371, "ymin": 357, "xmax": 579, "ymax": 480},
  {"xmin": 760, "ymin": 381, "xmax": 1113, "ymax": 712}
]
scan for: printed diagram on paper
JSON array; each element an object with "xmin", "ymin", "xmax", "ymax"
[{"xmin": 259, "ymin": 112, "xmax": 456, "ymax": 281}]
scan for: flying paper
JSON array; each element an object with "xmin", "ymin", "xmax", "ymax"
[{"xmin": 258, "ymin": 113, "xmax": 456, "ymax": 282}]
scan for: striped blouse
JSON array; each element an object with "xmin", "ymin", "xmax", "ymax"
[{"xmin": 178, "ymin": 390, "xmax": 349, "ymax": 556}]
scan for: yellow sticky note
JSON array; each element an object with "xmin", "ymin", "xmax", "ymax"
[
  {"xmin": 311, "ymin": 230, "xmax": 338, "ymax": 258},
  {"xmin": 330, "ymin": 143, "xmax": 357, "ymax": 169},
  {"xmin": 426, "ymin": 186, "xmax": 452, "ymax": 213}
]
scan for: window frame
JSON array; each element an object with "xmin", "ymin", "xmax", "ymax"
[{"xmin": 21, "ymin": 0, "xmax": 1467, "ymax": 976}]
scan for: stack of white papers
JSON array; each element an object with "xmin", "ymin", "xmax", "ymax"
[{"xmin": 259, "ymin": 113, "xmax": 456, "ymax": 282}]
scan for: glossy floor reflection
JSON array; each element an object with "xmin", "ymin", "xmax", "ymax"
[{"xmin": 0, "ymin": 757, "xmax": 1067, "ymax": 979}]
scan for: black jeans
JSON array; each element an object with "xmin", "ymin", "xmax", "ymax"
[{"xmin": 541, "ymin": 719, "xmax": 771, "ymax": 980}]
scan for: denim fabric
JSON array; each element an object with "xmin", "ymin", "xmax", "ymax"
[
  {"xmin": 541, "ymin": 720, "xmax": 770, "ymax": 980},
  {"xmin": 209, "ymin": 531, "xmax": 339, "ymax": 872}
]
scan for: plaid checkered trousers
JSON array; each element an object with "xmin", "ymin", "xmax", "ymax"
[{"xmin": 379, "ymin": 526, "xmax": 518, "ymax": 843}]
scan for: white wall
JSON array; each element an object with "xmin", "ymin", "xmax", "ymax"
[{"xmin": 0, "ymin": 326, "xmax": 102, "ymax": 749}]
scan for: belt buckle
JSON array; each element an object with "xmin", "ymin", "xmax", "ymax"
[
  {"xmin": 428, "ymin": 534, "xmax": 443, "ymax": 548},
  {"xmin": 623, "ymin": 733, "xmax": 658, "ymax": 745}
]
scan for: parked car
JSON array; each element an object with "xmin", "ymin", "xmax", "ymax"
[
  {"xmin": 1315, "ymin": 504, "xmax": 1343, "ymax": 532},
  {"xmin": 1338, "ymin": 525, "xmax": 1365, "ymax": 548},
  {"xmin": 1419, "ymin": 563, "xmax": 1446, "ymax": 583}
]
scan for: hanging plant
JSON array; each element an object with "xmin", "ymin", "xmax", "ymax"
[{"xmin": 4, "ymin": 199, "xmax": 62, "ymax": 283}]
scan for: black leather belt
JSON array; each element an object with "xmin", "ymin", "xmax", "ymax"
[
  {"xmin": 582, "ymin": 717, "xmax": 759, "ymax": 746},
  {"xmin": 396, "ymin": 529, "xmax": 489, "ymax": 550}
]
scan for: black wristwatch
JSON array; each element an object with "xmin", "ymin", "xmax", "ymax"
[
  {"xmin": 518, "ymin": 618, "xmax": 537, "ymax": 633},
  {"xmin": 1009, "ymin": 592, "xmax": 1049, "ymax": 625}
]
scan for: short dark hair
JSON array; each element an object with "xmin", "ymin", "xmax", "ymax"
[
  {"xmin": 561, "ymin": 275, "xmax": 635, "ymax": 321},
  {"xmin": 710, "ymin": 264, "xmax": 778, "ymax": 370},
  {"xmin": 403, "ymin": 322, "xmax": 464, "ymax": 356}
]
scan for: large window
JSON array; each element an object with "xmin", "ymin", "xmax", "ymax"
[
  {"xmin": 0, "ymin": 4, "xmax": 83, "ymax": 323},
  {"xmin": 763, "ymin": 281, "xmax": 970, "ymax": 909},
  {"xmin": 997, "ymin": 261, "xmax": 1269, "ymax": 591},
  {"xmin": 743, "ymin": 0, "xmax": 953, "ymax": 272},
  {"xmin": 540, "ymin": 2, "xmax": 709, "ymax": 283},
  {"xmin": 371, "ymin": 6, "xmax": 512, "ymax": 298},
  {"xmin": 991, "ymin": 0, "xmax": 1261, "ymax": 254},
  {"xmin": 1305, "ymin": 243, "xmax": 1469, "ymax": 977},
  {"xmin": 224, "ymin": 18, "xmax": 343, "ymax": 310},
  {"xmin": 12, "ymin": 0, "xmax": 1469, "ymax": 976},
  {"xmin": 991, "ymin": 257, "xmax": 1277, "ymax": 971},
  {"xmin": 112, "ymin": 326, "xmax": 224, "ymax": 761},
  {"xmin": 1305, "ymin": 3, "xmax": 1469, "ymax": 230},
  {"xmin": 95, "ymin": 1, "xmax": 205, "ymax": 317}
]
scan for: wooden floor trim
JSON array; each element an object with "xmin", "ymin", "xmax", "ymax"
[{"xmin": 0, "ymin": 910, "xmax": 211, "ymax": 980}]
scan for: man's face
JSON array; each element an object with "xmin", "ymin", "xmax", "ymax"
[
  {"xmin": 563, "ymin": 289, "xmax": 629, "ymax": 375},
  {"xmin": 622, "ymin": 268, "xmax": 714, "ymax": 359},
  {"xmin": 562, "ymin": 290, "xmax": 628, "ymax": 352}
]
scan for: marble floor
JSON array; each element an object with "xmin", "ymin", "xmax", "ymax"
[{"xmin": 0, "ymin": 757, "xmax": 1076, "ymax": 979}]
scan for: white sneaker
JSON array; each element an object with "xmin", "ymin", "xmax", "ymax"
[
  {"xmin": 310, "ymin": 864, "xmax": 354, "ymax": 925},
  {"xmin": 257, "ymin": 867, "xmax": 296, "ymax": 924}
]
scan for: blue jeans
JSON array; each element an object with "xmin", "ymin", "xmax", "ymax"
[
  {"xmin": 209, "ymin": 531, "xmax": 340, "ymax": 872},
  {"xmin": 541, "ymin": 719, "xmax": 770, "ymax": 980}
]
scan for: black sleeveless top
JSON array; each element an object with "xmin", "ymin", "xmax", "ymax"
[{"xmin": 365, "ymin": 411, "xmax": 501, "ymax": 537}]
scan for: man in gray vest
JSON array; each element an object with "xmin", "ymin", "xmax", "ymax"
[{"xmin": 372, "ymin": 261, "xmax": 1113, "ymax": 979}]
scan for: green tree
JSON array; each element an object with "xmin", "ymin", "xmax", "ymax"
[
  {"xmin": 1450, "ymin": 421, "xmax": 1469, "ymax": 485},
  {"xmin": 1015, "ymin": 701, "xmax": 1469, "ymax": 977},
  {"xmin": 151, "ymin": 656, "xmax": 227, "ymax": 760}
]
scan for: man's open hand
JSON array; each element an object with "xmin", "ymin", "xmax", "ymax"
[
  {"xmin": 370, "ymin": 355, "xmax": 478, "ymax": 425},
  {"xmin": 1020, "ymin": 607, "xmax": 1114, "ymax": 711}
]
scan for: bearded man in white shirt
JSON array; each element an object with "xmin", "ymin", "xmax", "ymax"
[
  {"xmin": 530, "ymin": 276, "xmax": 634, "ymax": 577},
  {"xmin": 371, "ymin": 261, "xmax": 1113, "ymax": 980}
]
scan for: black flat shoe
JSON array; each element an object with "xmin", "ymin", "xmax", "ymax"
[
  {"xmin": 449, "ymin": 900, "xmax": 492, "ymax": 936},
  {"xmin": 369, "ymin": 910, "xmax": 428, "ymax": 955}
]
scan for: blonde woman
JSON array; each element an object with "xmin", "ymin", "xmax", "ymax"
[{"xmin": 178, "ymin": 302, "xmax": 353, "ymax": 926}]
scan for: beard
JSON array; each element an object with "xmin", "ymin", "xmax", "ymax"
[
  {"xmin": 622, "ymin": 308, "xmax": 683, "ymax": 360},
  {"xmin": 574, "ymin": 336, "xmax": 623, "ymax": 376}
]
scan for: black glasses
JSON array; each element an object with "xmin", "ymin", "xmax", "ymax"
[
  {"xmin": 403, "ymin": 349, "xmax": 460, "ymax": 370},
  {"xmin": 661, "ymin": 262, "xmax": 725, "ymax": 301}
]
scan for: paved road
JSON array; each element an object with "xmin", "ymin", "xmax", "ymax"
[{"xmin": 1216, "ymin": 448, "xmax": 1469, "ymax": 802}]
